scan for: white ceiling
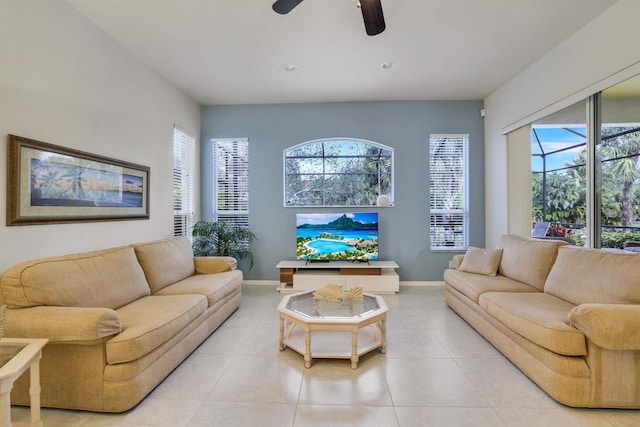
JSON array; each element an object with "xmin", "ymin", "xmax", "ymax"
[{"xmin": 66, "ymin": 0, "xmax": 618, "ymax": 106}]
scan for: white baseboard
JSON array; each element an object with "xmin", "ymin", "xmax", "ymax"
[
  {"xmin": 242, "ymin": 280, "xmax": 444, "ymax": 287},
  {"xmin": 400, "ymin": 281, "xmax": 445, "ymax": 287},
  {"xmin": 242, "ymin": 280, "xmax": 280, "ymax": 286}
]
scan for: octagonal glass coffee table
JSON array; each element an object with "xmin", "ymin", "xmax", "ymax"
[{"xmin": 277, "ymin": 290, "xmax": 388, "ymax": 369}]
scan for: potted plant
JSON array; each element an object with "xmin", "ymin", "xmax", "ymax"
[{"xmin": 191, "ymin": 220, "xmax": 256, "ymax": 269}]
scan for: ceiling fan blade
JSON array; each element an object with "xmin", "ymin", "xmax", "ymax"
[
  {"xmin": 272, "ymin": 0, "xmax": 304, "ymax": 15},
  {"xmin": 359, "ymin": 0, "xmax": 386, "ymax": 36}
]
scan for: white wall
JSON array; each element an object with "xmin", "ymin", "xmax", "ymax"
[
  {"xmin": 0, "ymin": 0, "xmax": 201, "ymax": 272},
  {"xmin": 484, "ymin": 0, "xmax": 640, "ymax": 248}
]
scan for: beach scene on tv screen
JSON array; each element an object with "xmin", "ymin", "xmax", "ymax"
[{"xmin": 296, "ymin": 212, "xmax": 379, "ymax": 261}]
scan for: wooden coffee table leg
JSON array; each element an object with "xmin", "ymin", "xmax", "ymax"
[
  {"xmin": 304, "ymin": 327, "xmax": 312, "ymax": 368},
  {"xmin": 380, "ymin": 318, "xmax": 387, "ymax": 354},
  {"xmin": 279, "ymin": 317, "xmax": 285, "ymax": 351},
  {"xmin": 351, "ymin": 328, "xmax": 359, "ymax": 369}
]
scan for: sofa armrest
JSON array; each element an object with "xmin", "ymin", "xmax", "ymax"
[
  {"xmin": 5, "ymin": 306, "xmax": 121, "ymax": 344},
  {"xmin": 194, "ymin": 256, "xmax": 237, "ymax": 274},
  {"xmin": 448, "ymin": 254, "xmax": 465, "ymax": 269},
  {"xmin": 568, "ymin": 303, "xmax": 640, "ymax": 350}
]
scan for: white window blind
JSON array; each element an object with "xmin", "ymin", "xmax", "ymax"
[
  {"xmin": 429, "ymin": 134, "xmax": 469, "ymax": 250},
  {"xmin": 213, "ymin": 138, "xmax": 249, "ymax": 229},
  {"xmin": 173, "ymin": 126, "xmax": 195, "ymax": 238}
]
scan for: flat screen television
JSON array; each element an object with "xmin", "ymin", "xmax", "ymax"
[{"xmin": 296, "ymin": 212, "xmax": 379, "ymax": 261}]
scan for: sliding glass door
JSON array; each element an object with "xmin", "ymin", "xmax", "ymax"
[
  {"xmin": 599, "ymin": 77, "xmax": 640, "ymax": 248},
  {"xmin": 530, "ymin": 100, "xmax": 588, "ymax": 245},
  {"xmin": 525, "ymin": 74, "xmax": 640, "ymax": 249}
]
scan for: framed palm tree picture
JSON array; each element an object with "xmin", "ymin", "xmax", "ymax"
[{"xmin": 6, "ymin": 134, "xmax": 149, "ymax": 225}]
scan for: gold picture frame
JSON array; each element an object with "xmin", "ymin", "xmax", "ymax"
[{"xmin": 7, "ymin": 134, "xmax": 150, "ymax": 225}]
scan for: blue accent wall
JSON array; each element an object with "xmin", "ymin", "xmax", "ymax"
[{"xmin": 201, "ymin": 101, "xmax": 484, "ymax": 282}]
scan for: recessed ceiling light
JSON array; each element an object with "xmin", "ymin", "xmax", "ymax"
[
  {"xmin": 285, "ymin": 64, "xmax": 298, "ymax": 71},
  {"xmin": 381, "ymin": 62, "xmax": 394, "ymax": 69}
]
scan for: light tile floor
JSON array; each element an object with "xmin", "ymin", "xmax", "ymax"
[{"xmin": 12, "ymin": 285, "xmax": 640, "ymax": 426}]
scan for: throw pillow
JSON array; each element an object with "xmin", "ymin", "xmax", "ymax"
[{"xmin": 458, "ymin": 247, "xmax": 503, "ymax": 277}]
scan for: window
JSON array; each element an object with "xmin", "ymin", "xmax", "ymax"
[
  {"xmin": 173, "ymin": 126, "xmax": 195, "ymax": 237},
  {"xmin": 429, "ymin": 134, "xmax": 469, "ymax": 250},
  {"xmin": 530, "ymin": 101, "xmax": 588, "ymax": 244},
  {"xmin": 284, "ymin": 138, "xmax": 393, "ymax": 207},
  {"xmin": 213, "ymin": 138, "xmax": 249, "ymax": 229},
  {"xmin": 529, "ymin": 80, "xmax": 640, "ymax": 249}
]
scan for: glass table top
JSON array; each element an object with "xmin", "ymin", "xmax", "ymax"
[
  {"xmin": 0, "ymin": 343, "xmax": 26, "ymax": 369},
  {"xmin": 284, "ymin": 290, "xmax": 381, "ymax": 319}
]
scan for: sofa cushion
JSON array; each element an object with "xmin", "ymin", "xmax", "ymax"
[
  {"xmin": 479, "ymin": 292, "xmax": 586, "ymax": 356},
  {"xmin": 106, "ymin": 294, "xmax": 206, "ymax": 364},
  {"xmin": 1, "ymin": 246, "xmax": 150, "ymax": 309},
  {"xmin": 444, "ymin": 269, "xmax": 539, "ymax": 304},
  {"xmin": 154, "ymin": 270, "xmax": 242, "ymax": 308},
  {"xmin": 458, "ymin": 247, "xmax": 503, "ymax": 276},
  {"xmin": 496, "ymin": 234, "xmax": 567, "ymax": 291},
  {"xmin": 133, "ymin": 237, "xmax": 196, "ymax": 294},
  {"xmin": 545, "ymin": 246, "xmax": 640, "ymax": 306}
]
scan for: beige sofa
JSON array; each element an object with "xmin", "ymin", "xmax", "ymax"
[
  {"xmin": 445, "ymin": 234, "xmax": 640, "ymax": 408},
  {"xmin": 0, "ymin": 236, "xmax": 242, "ymax": 412}
]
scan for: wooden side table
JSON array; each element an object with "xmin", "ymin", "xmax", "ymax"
[{"xmin": 0, "ymin": 338, "xmax": 48, "ymax": 427}]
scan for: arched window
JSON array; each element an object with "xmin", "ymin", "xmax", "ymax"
[{"xmin": 284, "ymin": 138, "xmax": 393, "ymax": 207}]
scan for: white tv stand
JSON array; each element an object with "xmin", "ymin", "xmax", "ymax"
[{"xmin": 276, "ymin": 260, "xmax": 399, "ymax": 294}]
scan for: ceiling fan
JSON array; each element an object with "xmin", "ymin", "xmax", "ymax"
[{"xmin": 272, "ymin": 0, "xmax": 386, "ymax": 36}]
